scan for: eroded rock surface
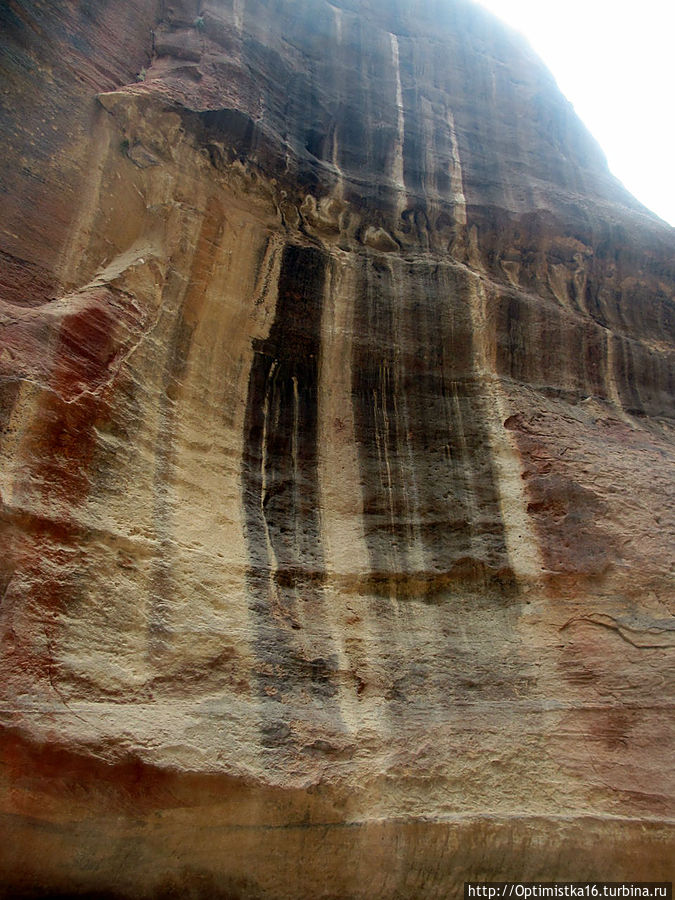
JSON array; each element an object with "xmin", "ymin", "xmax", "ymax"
[{"xmin": 0, "ymin": 0, "xmax": 673, "ymax": 896}]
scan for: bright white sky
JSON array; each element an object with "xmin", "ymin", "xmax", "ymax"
[{"xmin": 474, "ymin": 0, "xmax": 675, "ymax": 226}]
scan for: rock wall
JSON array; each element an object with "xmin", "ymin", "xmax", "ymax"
[{"xmin": 0, "ymin": 0, "xmax": 673, "ymax": 896}]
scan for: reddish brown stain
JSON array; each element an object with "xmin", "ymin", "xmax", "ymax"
[
  {"xmin": 503, "ymin": 412, "xmax": 616, "ymax": 582},
  {"xmin": 0, "ymin": 290, "xmax": 143, "ymax": 691},
  {"xmin": 0, "ymin": 729, "xmax": 184, "ymax": 820}
]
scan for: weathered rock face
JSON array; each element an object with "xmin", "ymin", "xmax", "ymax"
[{"xmin": 1, "ymin": 0, "xmax": 673, "ymax": 895}]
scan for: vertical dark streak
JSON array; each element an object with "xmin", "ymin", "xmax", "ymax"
[
  {"xmin": 351, "ymin": 257, "xmax": 519, "ymax": 719},
  {"xmin": 352, "ymin": 259, "xmax": 516, "ymax": 591},
  {"xmin": 149, "ymin": 202, "xmax": 224, "ymax": 659},
  {"xmin": 149, "ymin": 306, "xmax": 195, "ymax": 658},
  {"xmin": 243, "ymin": 244, "xmax": 342, "ymax": 747}
]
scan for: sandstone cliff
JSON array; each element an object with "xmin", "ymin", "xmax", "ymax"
[{"xmin": 0, "ymin": 0, "xmax": 673, "ymax": 896}]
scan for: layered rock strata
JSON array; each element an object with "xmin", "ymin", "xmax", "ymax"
[{"xmin": 0, "ymin": 0, "xmax": 673, "ymax": 896}]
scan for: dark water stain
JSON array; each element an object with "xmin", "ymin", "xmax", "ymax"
[
  {"xmin": 351, "ymin": 257, "xmax": 513, "ymax": 589},
  {"xmin": 350, "ymin": 255, "xmax": 519, "ymax": 716},
  {"xmin": 0, "ymin": 381, "xmax": 21, "ymax": 450},
  {"xmin": 242, "ymin": 244, "xmax": 342, "ymax": 745}
]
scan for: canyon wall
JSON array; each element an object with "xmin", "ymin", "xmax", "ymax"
[{"xmin": 0, "ymin": 0, "xmax": 673, "ymax": 896}]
